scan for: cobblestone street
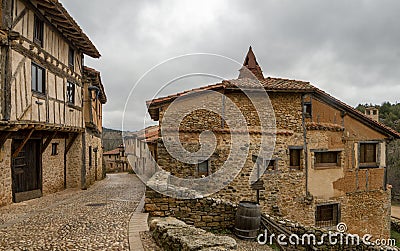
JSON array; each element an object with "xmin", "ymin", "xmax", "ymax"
[{"xmin": 0, "ymin": 173, "xmax": 145, "ymax": 251}]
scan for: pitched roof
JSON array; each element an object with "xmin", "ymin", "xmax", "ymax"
[
  {"xmin": 146, "ymin": 77, "xmax": 316, "ymax": 120},
  {"xmin": 312, "ymin": 88, "xmax": 400, "ymax": 138},
  {"xmin": 103, "ymin": 148, "xmax": 120, "ymax": 155},
  {"xmin": 134, "ymin": 125, "xmax": 159, "ymax": 142},
  {"xmin": 146, "ymin": 49, "xmax": 400, "ymax": 139},
  {"xmin": 83, "ymin": 66, "xmax": 107, "ymax": 104},
  {"xmin": 34, "ymin": 0, "xmax": 100, "ymax": 58},
  {"xmin": 239, "ymin": 46, "xmax": 264, "ymax": 80}
]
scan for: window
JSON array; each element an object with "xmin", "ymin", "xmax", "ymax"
[
  {"xmin": 68, "ymin": 47, "xmax": 75, "ymax": 69},
  {"xmin": 34, "ymin": 15, "xmax": 44, "ymax": 47},
  {"xmin": 303, "ymin": 102, "xmax": 312, "ymax": 117},
  {"xmin": 316, "ymin": 203, "xmax": 339, "ymax": 227},
  {"xmin": 198, "ymin": 160, "xmax": 209, "ymax": 176},
  {"xmin": 51, "ymin": 143, "xmax": 58, "ymax": 156},
  {"xmin": 89, "ymin": 146, "xmax": 92, "ymax": 167},
  {"xmin": 360, "ymin": 143, "xmax": 378, "ymax": 168},
  {"xmin": 315, "ymin": 151, "xmax": 340, "ymax": 168},
  {"xmin": 253, "ymin": 155, "xmax": 278, "ymax": 175},
  {"xmin": 66, "ymin": 82, "xmax": 75, "ymax": 104},
  {"xmin": 289, "ymin": 148, "xmax": 302, "ymax": 169},
  {"xmin": 265, "ymin": 160, "xmax": 276, "ymax": 173},
  {"xmin": 31, "ymin": 63, "xmax": 45, "ymax": 94}
]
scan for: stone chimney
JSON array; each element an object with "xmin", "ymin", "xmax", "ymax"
[{"xmin": 365, "ymin": 107, "xmax": 379, "ymax": 122}]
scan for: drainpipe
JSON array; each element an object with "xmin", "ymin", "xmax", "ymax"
[
  {"xmin": 1, "ymin": 0, "xmax": 12, "ymax": 121},
  {"xmin": 221, "ymin": 88, "xmax": 226, "ymax": 128},
  {"xmin": 384, "ymin": 139, "xmax": 389, "ymax": 191},
  {"xmin": 81, "ymin": 132, "xmax": 87, "ymax": 190},
  {"xmin": 301, "ymin": 94, "xmax": 309, "ymax": 196},
  {"xmin": 64, "ymin": 138, "xmax": 67, "ymax": 188}
]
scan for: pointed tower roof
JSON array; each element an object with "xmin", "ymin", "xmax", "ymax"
[{"xmin": 238, "ymin": 46, "xmax": 264, "ymax": 80}]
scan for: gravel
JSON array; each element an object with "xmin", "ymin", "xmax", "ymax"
[{"xmin": 0, "ymin": 173, "xmax": 145, "ymax": 251}]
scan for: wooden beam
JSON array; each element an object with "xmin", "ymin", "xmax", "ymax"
[
  {"xmin": 36, "ymin": 1, "xmax": 56, "ymax": 10},
  {"xmin": 11, "ymin": 42, "xmax": 82, "ymax": 86},
  {"xmin": 0, "ymin": 131, "xmax": 12, "ymax": 148},
  {"xmin": 41, "ymin": 131, "xmax": 57, "ymax": 154},
  {"xmin": 11, "ymin": 8, "xmax": 27, "ymax": 29},
  {"xmin": 65, "ymin": 133, "xmax": 79, "ymax": 154},
  {"xmin": 12, "ymin": 128, "xmax": 34, "ymax": 158}
]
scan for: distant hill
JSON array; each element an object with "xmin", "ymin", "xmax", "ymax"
[{"xmin": 102, "ymin": 127, "xmax": 123, "ymax": 151}]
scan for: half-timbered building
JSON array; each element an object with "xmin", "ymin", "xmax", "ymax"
[{"xmin": 0, "ymin": 0, "xmax": 106, "ymax": 205}]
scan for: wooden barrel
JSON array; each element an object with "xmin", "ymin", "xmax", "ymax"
[{"xmin": 234, "ymin": 201, "xmax": 261, "ymax": 239}]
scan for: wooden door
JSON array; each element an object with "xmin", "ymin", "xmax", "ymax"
[{"xmin": 12, "ymin": 139, "xmax": 42, "ymax": 202}]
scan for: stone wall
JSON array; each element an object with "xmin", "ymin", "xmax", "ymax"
[
  {"xmin": 145, "ymin": 188, "xmax": 237, "ymax": 231},
  {"xmin": 66, "ymin": 133, "xmax": 83, "ymax": 189},
  {"xmin": 339, "ymin": 190, "xmax": 391, "ymax": 240},
  {"xmin": 84, "ymin": 130, "xmax": 103, "ymax": 187},
  {"xmin": 42, "ymin": 139, "xmax": 65, "ymax": 195},
  {"xmin": 153, "ymin": 90, "xmax": 392, "ymax": 239},
  {"xmin": 150, "ymin": 217, "xmax": 237, "ymax": 251},
  {"xmin": 0, "ymin": 140, "xmax": 12, "ymax": 207},
  {"xmin": 262, "ymin": 214, "xmax": 394, "ymax": 250}
]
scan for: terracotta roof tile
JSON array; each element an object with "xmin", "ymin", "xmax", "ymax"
[
  {"xmin": 103, "ymin": 148, "xmax": 120, "ymax": 155},
  {"xmin": 147, "ymin": 76, "xmax": 400, "ymax": 139}
]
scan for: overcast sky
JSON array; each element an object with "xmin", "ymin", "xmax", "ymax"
[{"xmin": 62, "ymin": 0, "xmax": 400, "ymax": 131}]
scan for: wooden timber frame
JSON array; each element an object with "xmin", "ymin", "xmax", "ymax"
[
  {"xmin": 0, "ymin": 119, "xmax": 83, "ymax": 193},
  {"xmin": 0, "ymin": 0, "xmax": 105, "ymax": 204}
]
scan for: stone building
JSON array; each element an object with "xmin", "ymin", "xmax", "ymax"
[
  {"xmin": 146, "ymin": 47, "xmax": 400, "ymax": 239},
  {"xmin": 124, "ymin": 125, "xmax": 158, "ymax": 178},
  {"xmin": 0, "ymin": 0, "xmax": 106, "ymax": 206},
  {"xmin": 103, "ymin": 144, "xmax": 130, "ymax": 173}
]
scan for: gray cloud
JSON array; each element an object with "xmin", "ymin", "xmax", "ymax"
[{"xmin": 62, "ymin": 0, "xmax": 400, "ymax": 130}]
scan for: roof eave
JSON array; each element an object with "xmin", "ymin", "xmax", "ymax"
[{"xmin": 313, "ymin": 91, "xmax": 400, "ymax": 139}]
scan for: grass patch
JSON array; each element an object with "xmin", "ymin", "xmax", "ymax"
[
  {"xmin": 210, "ymin": 229, "xmax": 232, "ymax": 235},
  {"xmin": 269, "ymin": 243, "xmax": 280, "ymax": 250},
  {"xmin": 390, "ymin": 229, "xmax": 400, "ymax": 247}
]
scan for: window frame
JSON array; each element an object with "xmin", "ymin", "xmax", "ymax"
[
  {"xmin": 359, "ymin": 142, "xmax": 379, "ymax": 169},
  {"xmin": 303, "ymin": 102, "xmax": 312, "ymax": 118},
  {"xmin": 66, "ymin": 81, "xmax": 75, "ymax": 105},
  {"xmin": 89, "ymin": 146, "xmax": 92, "ymax": 167},
  {"xmin": 313, "ymin": 150, "xmax": 341, "ymax": 169},
  {"xmin": 197, "ymin": 160, "xmax": 209, "ymax": 176},
  {"xmin": 289, "ymin": 146, "xmax": 302, "ymax": 170},
  {"xmin": 252, "ymin": 155, "xmax": 278, "ymax": 175},
  {"xmin": 51, "ymin": 143, "xmax": 58, "ymax": 156},
  {"xmin": 33, "ymin": 15, "xmax": 44, "ymax": 47},
  {"xmin": 315, "ymin": 203, "xmax": 340, "ymax": 228},
  {"xmin": 31, "ymin": 63, "xmax": 46, "ymax": 95}
]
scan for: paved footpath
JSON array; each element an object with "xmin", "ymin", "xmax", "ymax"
[
  {"xmin": 0, "ymin": 173, "xmax": 145, "ymax": 251},
  {"xmin": 392, "ymin": 205, "xmax": 400, "ymax": 219}
]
